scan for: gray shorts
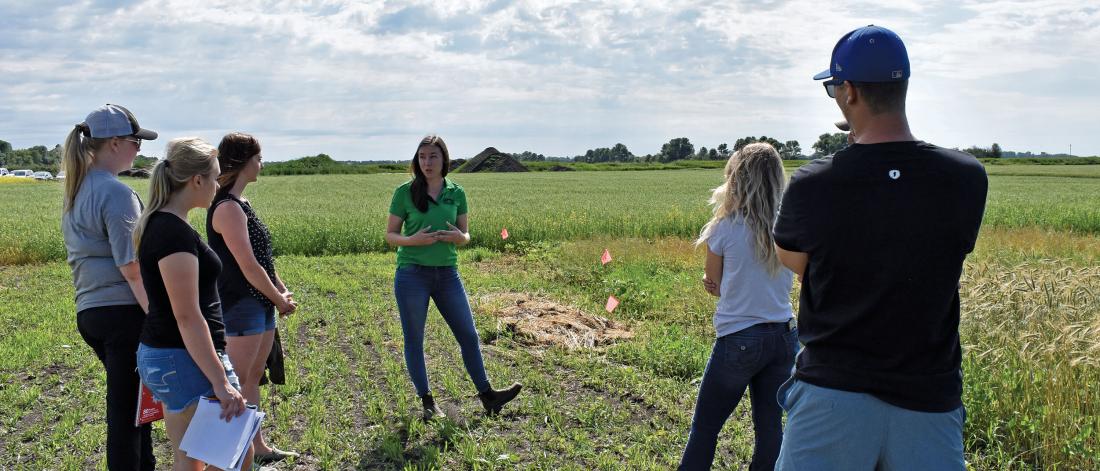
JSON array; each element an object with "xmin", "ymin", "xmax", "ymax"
[{"xmin": 776, "ymin": 379, "xmax": 966, "ymax": 471}]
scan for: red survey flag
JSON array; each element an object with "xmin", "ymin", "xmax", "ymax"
[
  {"xmin": 601, "ymin": 248, "xmax": 612, "ymax": 266},
  {"xmin": 501, "ymin": 227, "xmax": 510, "ymax": 240},
  {"xmin": 605, "ymin": 295, "xmax": 620, "ymax": 313}
]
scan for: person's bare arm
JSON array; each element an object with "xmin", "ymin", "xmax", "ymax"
[
  {"xmin": 159, "ymin": 252, "xmax": 247, "ymax": 420},
  {"xmin": 702, "ymin": 243, "xmax": 723, "ymax": 297},
  {"xmin": 438, "ymin": 214, "xmax": 471, "ymax": 246},
  {"xmin": 211, "ymin": 202, "xmax": 294, "ymax": 314},
  {"xmin": 776, "ymin": 245, "xmax": 808, "ymax": 281},
  {"xmin": 385, "ymin": 214, "xmax": 437, "ymax": 247},
  {"xmin": 118, "ymin": 262, "xmax": 148, "ymax": 313}
]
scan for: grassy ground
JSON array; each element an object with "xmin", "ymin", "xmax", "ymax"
[{"xmin": 2, "ymin": 226, "xmax": 1097, "ymax": 469}]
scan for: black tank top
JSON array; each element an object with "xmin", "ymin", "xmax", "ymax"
[{"xmin": 207, "ymin": 192, "xmax": 276, "ymax": 310}]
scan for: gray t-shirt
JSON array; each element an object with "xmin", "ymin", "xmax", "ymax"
[
  {"xmin": 62, "ymin": 169, "xmax": 142, "ymax": 312},
  {"xmin": 706, "ymin": 215, "xmax": 794, "ymax": 337}
]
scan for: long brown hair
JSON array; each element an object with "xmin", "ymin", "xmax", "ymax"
[
  {"xmin": 132, "ymin": 138, "xmax": 219, "ymax": 251},
  {"xmin": 409, "ymin": 135, "xmax": 451, "ymax": 213},
  {"xmin": 696, "ymin": 143, "xmax": 787, "ymax": 275},
  {"xmin": 61, "ymin": 124, "xmax": 111, "ymax": 212},
  {"xmin": 215, "ymin": 132, "xmax": 261, "ymax": 199}
]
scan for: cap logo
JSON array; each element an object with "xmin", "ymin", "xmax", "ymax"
[
  {"xmin": 892, "ymin": 70, "xmax": 903, "ymax": 79},
  {"xmin": 836, "ymin": 63, "xmax": 843, "ymax": 71},
  {"xmin": 869, "ymin": 38, "xmax": 876, "ymax": 44},
  {"xmin": 888, "ymin": 169, "xmax": 901, "ymax": 180}
]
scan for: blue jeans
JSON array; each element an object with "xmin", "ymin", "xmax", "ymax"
[
  {"xmin": 775, "ymin": 379, "xmax": 966, "ymax": 471},
  {"xmin": 222, "ymin": 296, "xmax": 276, "ymax": 337},
  {"xmin": 679, "ymin": 322, "xmax": 798, "ymax": 471},
  {"xmin": 394, "ymin": 264, "xmax": 490, "ymax": 397},
  {"xmin": 136, "ymin": 344, "xmax": 241, "ymax": 413}
]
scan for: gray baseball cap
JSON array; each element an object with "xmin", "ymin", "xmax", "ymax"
[{"xmin": 82, "ymin": 104, "xmax": 158, "ymax": 140}]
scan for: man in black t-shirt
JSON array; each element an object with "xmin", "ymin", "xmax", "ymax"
[{"xmin": 773, "ymin": 25, "xmax": 987, "ymax": 470}]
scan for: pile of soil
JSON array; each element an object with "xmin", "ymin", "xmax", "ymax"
[
  {"xmin": 485, "ymin": 293, "xmax": 633, "ymax": 349},
  {"xmin": 548, "ymin": 165, "xmax": 573, "ymax": 172},
  {"xmin": 457, "ymin": 147, "xmax": 529, "ymax": 173}
]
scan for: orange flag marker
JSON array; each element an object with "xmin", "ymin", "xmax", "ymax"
[
  {"xmin": 601, "ymin": 248, "xmax": 612, "ymax": 266},
  {"xmin": 605, "ymin": 295, "xmax": 620, "ymax": 313},
  {"xmin": 501, "ymin": 227, "xmax": 509, "ymax": 240}
]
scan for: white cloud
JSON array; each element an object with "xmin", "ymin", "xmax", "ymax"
[{"xmin": 1, "ymin": 0, "xmax": 1097, "ymax": 159}]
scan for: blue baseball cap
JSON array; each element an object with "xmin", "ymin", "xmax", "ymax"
[
  {"xmin": 813, "ymin": 25, "xmax": 909, "ymax": 83},
  {"xmin": 82, "ymin": 104, "xmax": 158, "ymax": 140}
]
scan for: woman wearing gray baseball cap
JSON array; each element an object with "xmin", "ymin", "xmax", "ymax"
[{"xmin": 62, "ymin": 104, "xmax": 157, "ymax": 470}]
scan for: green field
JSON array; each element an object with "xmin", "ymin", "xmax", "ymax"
[
  {"xmin": 3, "ymin": 165, "xmax": 1100, "ymax": 265},
  {"xmin": 1, "ymin": 165, "xmax": 1098, "ymax": 469}
]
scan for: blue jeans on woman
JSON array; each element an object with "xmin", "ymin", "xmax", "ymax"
[
  {"xmin": 679, "ymin": 322, "xmax": 798, "ymax": 471},
  {"xmin": 394, "ymin": 264, "xmax": 490, "ymax": 397}
]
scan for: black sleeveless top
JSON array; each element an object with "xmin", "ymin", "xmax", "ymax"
[{"xmin": 207, "ymin": 192, "xmax": 276, "ymax": 310}]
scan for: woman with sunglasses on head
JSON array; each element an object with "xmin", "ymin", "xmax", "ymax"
[
  {"xmin": 207, "ymin": 132, "xmax": 298, "ymax": 464},
  {"xmin": 386, "ymin": 135, "xmax": 521, "ymax": 421},
  {"xmin": 62, "ymin": 104, "xmax": 157, "ymax": 470},
  {"xmin": 133, "ymin": 137, "xmax": 251, "ymax": 470},
  {"xmin": 679, "ymin": 143, "xmax": 797, "ymax": 471}
]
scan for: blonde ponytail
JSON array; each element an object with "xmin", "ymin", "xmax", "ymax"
[
  {"xmin": 62, "ymin": 124, "xmax": 110, "ymax": 212},
  {"xmin": 133, "ymin": 138, "xmax": 218, "ymax": 251},
  {"xmin": 696, "ymin": 143, "xmax": 787, "ymax": 275}
]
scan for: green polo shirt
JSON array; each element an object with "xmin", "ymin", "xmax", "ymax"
[{"xmin": 389, "ymin": 179, "xmax": 468, "ymax": 267}]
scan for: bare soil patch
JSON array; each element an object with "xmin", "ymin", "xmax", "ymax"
[{"xmin": 481, "ymin": 293, "xmax": 633, "ymax": 349}]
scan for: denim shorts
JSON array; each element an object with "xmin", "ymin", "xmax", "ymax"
[
  {"xmin": 136, "ymin": 343, "xmax": 241, "ymax": 413},
  {"xmin": 222, "ymin": 296, "xmax": 276, "ymax": 337}
]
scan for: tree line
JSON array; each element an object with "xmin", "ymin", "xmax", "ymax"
[
  {"xmin": 518, "ymin": 134, "xmax": 850, "ymax": 164},
  {"xmin": 2, "ymin": 136, "xmax": 1090, "ymax": 175},
  {"xmin": 0, "ymin": 139, "xmax": 157, "ymax": 172}
]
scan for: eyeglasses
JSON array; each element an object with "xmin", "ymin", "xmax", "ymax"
[
  {"xmin": 823, "ymin": 79, "xmax": 845, "ymax": 98},
  {"xmin": 121, "ymin": 137, "xmax": 142, "ymax": 150}
]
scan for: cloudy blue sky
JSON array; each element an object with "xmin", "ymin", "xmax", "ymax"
[{"xmin": 2, "ymin": 0, "xmax": 1098, "ymax": 161}]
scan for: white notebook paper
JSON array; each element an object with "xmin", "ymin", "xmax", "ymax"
[{"xmin": 180, "ymin": 397, "xmax": 265, "ymax": 470}]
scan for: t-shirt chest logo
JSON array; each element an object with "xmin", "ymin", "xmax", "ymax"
[
  {"xmin": 888, "ymin": 169, "xmax": 901, "ymax": 180},
  {"xmin": 442, "ymin": 197, "xmax": 455, "ymax": 205}
]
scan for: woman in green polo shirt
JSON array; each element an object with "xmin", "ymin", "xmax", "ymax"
[{"xmin": 385, "ymin": 135, "xmax": 521, "ymax": 420}]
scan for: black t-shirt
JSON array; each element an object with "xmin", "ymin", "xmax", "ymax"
[
  {"xmin": 774, "ymin": 141, "xmax": 987, "ymax": 412},
  {"xmin": 138, "ymin": 211, "xmax": 226, "ymax": 351}
]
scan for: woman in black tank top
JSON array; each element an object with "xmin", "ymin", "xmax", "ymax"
[{"xmin": 207, "ymin": 132, "xmax": 299, "ymax": 464}]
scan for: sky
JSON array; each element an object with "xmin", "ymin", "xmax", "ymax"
[{"xmin": 2, "ymin": 0, "xmax": 1098, "ymax": 161}]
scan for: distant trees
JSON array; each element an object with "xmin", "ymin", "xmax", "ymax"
[
  {"xmin": 0, "ymin": 144, "xmax": 55, "ymax": 170},
  {"xmin": 812, "ymin": 133, "xmax": 849, "ymax": 157},
  {"xmin": 134, "ymin": 155, "xmax": 159, "ymax": 168},
  {"xmin": 511, "ymin": 151, "xmax": 546, "ymax": 162},
  {"xmin": 732, "ymin": 136, "xmax": 804, "ymax": 159},
  {"xmin": 575, "ymin": 143, "xmax": 635, "ymax": 163},
  {"xmin": 964, "ymin": 143, "xmax": 1003, "ymax": 159},
  {"xmin": 659, "ymin": 138, "xmax": 694, "ymax": 162},
  {"xmin": 0, "ymin": 138, "xmax": 162, "ymax": 172}
]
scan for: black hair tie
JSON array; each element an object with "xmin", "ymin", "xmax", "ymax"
[{"xmin": 75, "ymin": 123, "xmax": 90, "ymax": 137}]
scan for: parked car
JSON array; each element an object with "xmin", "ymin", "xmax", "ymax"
[
  {"xmin": 56, "ymin": 171, "xmax": 66, "ymax": 180},
  {"xmin": 11, "ymin": 169, "xmax": 34, "ymax": 178},
  {"xmin": 33, "ymin": 171, "xmax": 54, "ymax": 180}
]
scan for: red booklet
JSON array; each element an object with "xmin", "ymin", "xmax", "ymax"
[{"xmin": 134, "ymin": 382, "xmax": 164, "ymax": 426}]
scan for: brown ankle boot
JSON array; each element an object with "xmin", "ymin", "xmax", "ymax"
[{"xmin": 477, "ymin": 383, "xmax": 522, "ymax": 415}]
